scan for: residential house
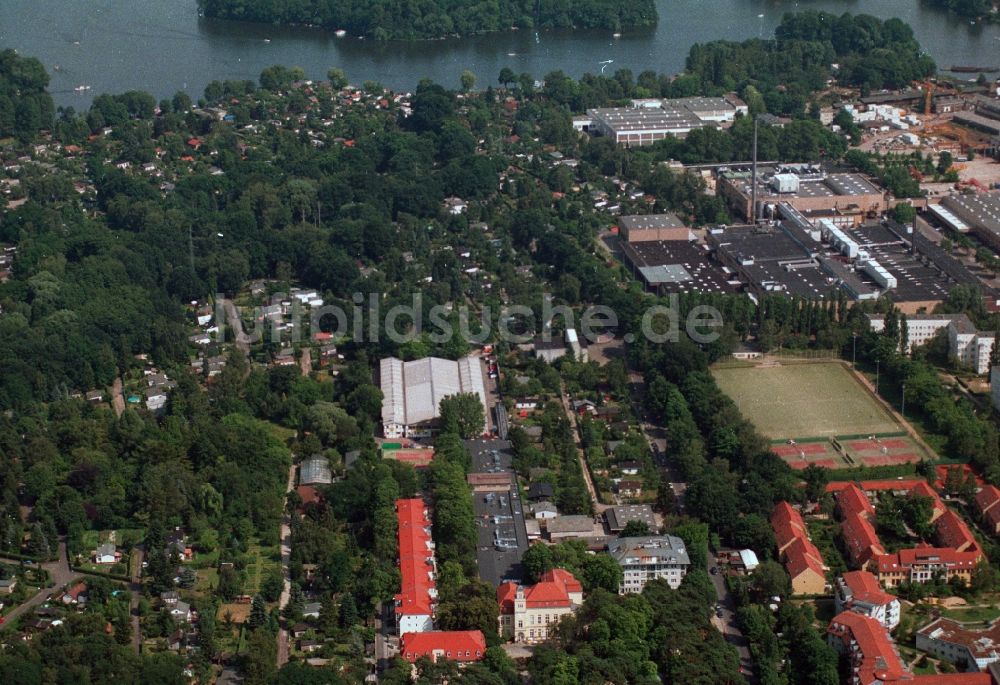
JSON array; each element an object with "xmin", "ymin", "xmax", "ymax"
[
  {"xmin": 527, "ymin": 483, "xmax": 555, "ymax": 502},
  {"xmin": 497, "ymin": 569, "xmax": 583, "ymax": 643},
  {"xmin": 531, "ymin": 502, "xmax": 558, "ymax": 520},
  {"xmin": 976, "ymin": 485, "xmax": 1000, "ymax": 535},
  {"xmin": 618, "ymin": 461, "xmax": 642, "ymax": 476},
  {"xmin": 0, "ymin": 578, "xmax": 16, "ymax": 595},
  {"xmin": 400, "ymin": 630, "xmax": 486, "ymax": 663},
  {"xmin": 62, "ymin": 582, "xmax": 87, "ymax": 605},
  {"xmin": 604, "ymin": 505, "xmax": 657, "ymax": 535},
  {"xmin": 302, "ymin": 602, "xmax": 322, "ymax": 619},
  {"xmin": 771, "ymin": 502, "xmax": 827, "ymax": 595},
  {"xmin": 93, "ymin": 542, "xmax": 119, "ymax": 565},
  {"xmin": 168, "ymin": 600, "xmax": 192, "ymax": 623},
  {"xmin": 834, "ymin": 571, "xmax": 901, "ymax": 630},
  {"xmin": 607, "ymin": 535, "xmax": 690, "ymax": 593},
  {"xmin": 616, "ymin": 480, "xmax": 643, "ymax": 498}
]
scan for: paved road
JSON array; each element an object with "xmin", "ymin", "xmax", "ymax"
[
  {"xmin": 707, "ymin": 556, "xmax": 754, "ymax": 682},
  {"xmin": 222, "ymin": 299, "xmax": 251, "ymax": 360},
  {"xmin": 2, "ymin": 541, "xmax": 76, "ymax": 627},
  {"xmin": 276, "ymin": 461, "xmax": 296, "ymax": 668}
]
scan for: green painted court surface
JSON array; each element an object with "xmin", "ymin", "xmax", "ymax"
[{"xmin": 712, "ymin": 362, "xmax": 901, "ymax": 440}]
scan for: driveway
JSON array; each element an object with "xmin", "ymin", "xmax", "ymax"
[
  {"xmin": 707, "ymin": 556, "xmax": 754, "ymax": 682},
  {"xmin": 2, "ymin": 541, "xmax": 76, "ymax": 627}
]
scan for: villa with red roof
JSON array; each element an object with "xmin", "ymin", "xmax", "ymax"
[
  {"xmin": 395, "ymin": 498, "xmax": 437, "ymax": 635},
  {"xmin": 771, "ymin": 502, "xmax": 826, "ymax": 595},
  {"xmin": 497, "ymin": 568, "xmax": 583, "ymax": 644},
  {"xmin": 400, "ymin": 630, "xmax": 486, "ymax": 664},
  {"xmin": 975, "ymin": 485, "xmax": 1000, "ymax": 536},
  {"xmin": 835, "ymin": 571, "xmax": 901, "ymax": 630}
]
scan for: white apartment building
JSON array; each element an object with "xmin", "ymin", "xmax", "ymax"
[
  {"xmin": 868, "ymin": 313, "xmax": 994, "ymax": 374},
  {"xmin": 834, "ymin": 571, "xmax": 901, "ymax": 631},
  {"xmin": 607, "ymin": 535, "xmax": 690, "ymax": 593}
]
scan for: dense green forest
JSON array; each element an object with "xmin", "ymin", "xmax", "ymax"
[{"xmin": 197, "ymin": 0, "xmax": 657, "ymax": 39}]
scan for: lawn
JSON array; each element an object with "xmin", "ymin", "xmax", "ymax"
[
  {"xmin": 941, "ymin": 605, "xmax": 1000, "ymax": 623},
  {"xmin": 244, "ymin": 543, "xmax": 281, "ymax": 595},
  {"xmin": 712, "ymin": 362, "xmax": 901, "ymax": 440}
]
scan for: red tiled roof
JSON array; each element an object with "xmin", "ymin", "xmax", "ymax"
[
  {"xmin": 975, "ymin": 484, "xmax": 1000, "ymax": 516},
  {"xmin": 837, "ymin": 483, "xmax": 875, "ymax": 519},
  {"xmin": 497, "ymin": 569, "xmax": 582, "ymax": 613},
  {"xmin": 395, "ymin": 498, "xmax": 435, "ymax": 618},
  {"xmin": 785, "ymin": 536, "xmax": 825, "ymax": 579},
  {"xmin": 401, "ymin": 631, "xmax": 486, "ymax": 663},
  {"xmin": 840, "ymin": 570, "xmax": 895, "ymax": 607},
  {"xmin": 935, "ymin": 509, "xmax": 978, "ymax": 553},
  {"xmin": 875, "ymin": 545, "xmax": 981, "ymax": 573},
  {"xmin": 827, "ymin": 611, "xmax": 906, "ymax": 684},
  {"xmin": 826, "ymin": 479, "xmax": 925, "ymax": 494},
  {"xmin": 296, "ymin": 485, "xmax": 320, "ymax": 506},
  {"xmin": 771, "ymin": 502, "xmax": 825, "ymax": 583},
  {"xmin": 842, "ymin": 511, "xmax": 885, "ymax": 567}
]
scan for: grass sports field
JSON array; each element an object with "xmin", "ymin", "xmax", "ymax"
[{"xmin": 712, "ymin": 362, "xmax": 900, "ymax": 440}]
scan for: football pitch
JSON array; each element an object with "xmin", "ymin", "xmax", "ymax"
[{"xmin": 712, "ymin": 362, "xmax": 901, "ymax": 441}]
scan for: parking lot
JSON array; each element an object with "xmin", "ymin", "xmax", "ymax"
[{"xmin": 467, "ymin": 439, "xmax": 528, "ymax": 587}]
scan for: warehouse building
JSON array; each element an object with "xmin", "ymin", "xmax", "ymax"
[
  {"xmin": 619, "ymin": 213, "xmax": 691, "ymax": 243},
  {"xmin": 620, "ymin": 239, "xmax": 737, "ymax": 295},
  {"xmin": 718, "ymin": 164, "xmax": 885, "ymax": 223},
  {"xmin": 936, "ymin": 191, "xmax": 1000, "ymax": 253},
  {"xmin": 586, "ymin": 95, "xmax": 746, "ymax": 146},
  {"xmin": 380, "ymin": 356, "xmax": 488, "ymax": 438}
]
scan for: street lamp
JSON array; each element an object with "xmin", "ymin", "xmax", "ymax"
[
  {"xmin": 901, "ymin": 383, "xmax": 906, "ymax": 419},
  {"xmin": 875, "ymin": 359, "xmax": 880, "ymax": 394},
  {"xmin": 852, "ymin": 333, "xmax": 858, "ymax": 369}
]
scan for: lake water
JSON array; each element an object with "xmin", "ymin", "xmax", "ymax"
[{"xmin": 2, "ymin": 0, "xmax": 999, "ymax": 108}]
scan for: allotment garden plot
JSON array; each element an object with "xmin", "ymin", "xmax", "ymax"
[{"xmin": 712, "ymin": 361, "xmax": 929, "ymax": 469}]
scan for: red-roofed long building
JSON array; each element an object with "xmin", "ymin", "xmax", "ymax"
[
  {"xmin": 497, "ymin": 568, "xmax": 583, "ymax": 644},
  {"xmin": 771, "ymin": 502, "xmax": 826, "ymax": 595},
  {"xmin": 841, "ymin": 506, "xmax": 886, "ymax": 569},
  {"xmin": 975, "ymin": 485, "xmax": 1000, "ymax": 536},
  {"xmin": 395, "ymin": 498, "xmax": 437, "ymax": 635},
  {"xmin": 401, "ymin": 630, "xmax": 486, "ymax": 664}
]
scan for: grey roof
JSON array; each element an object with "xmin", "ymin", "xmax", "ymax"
[
  {"xmin": 527, "ymin": 482, "xmax": 554, "ymax": 500},
  {"xmin": 546, "ymin": 515, "xmax": 595, "ymax": 534},
  {"xmin": 299, "ymin": 456, "xmax": 332, "ymax": 485},
  {"xmin": 532, "ymin": 501, "xmax": 558, "ymax": 515},
  {"xmin": 95, "ymin": 542, "xmax": 116, "ymax": 556},
  {"xmin": 605, "ymin": 505, "xmax": 657, "ymax": 533},
  {"xmin": 620, "ymin": 213, "xmax": 684, "ymax": 231},
  {"xmin": 607, "ymin": 535, "xmax": 690, "ymax": 567}
]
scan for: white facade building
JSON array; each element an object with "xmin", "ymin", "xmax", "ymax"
[
  {"xmin": 608, "ymin": 535, "xmax": 690, "ymax": 593},
  {"xmin": 834, "ymin": 571, "xmax": 901, "ymax": 631}
]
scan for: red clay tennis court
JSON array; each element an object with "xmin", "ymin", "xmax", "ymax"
[
  {"xmin": 772, "ymin": 443, "xmax": 828, "ymax": 457},
  {"xmin": 849, "ymin": 438, "xmax": 908, "ymax": 452}
]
